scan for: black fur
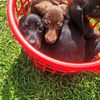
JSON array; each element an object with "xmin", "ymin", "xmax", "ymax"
[
  {"xmin": 41, "ymin": 14, "xmax": 86, "ymax": 62},
  {"xmin": 19, "ymin": 14, "xmax": 44, "ymax": 49},
  {"xmin": 68, "ymin": 0, "xmax": 100, "ymax": 61}
]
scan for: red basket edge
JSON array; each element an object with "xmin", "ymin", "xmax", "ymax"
[{"xmin": 6, "ymin": 0, "xmax": 100, "ymax": 73}]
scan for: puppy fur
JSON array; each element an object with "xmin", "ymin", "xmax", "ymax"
[
  {"xmin": 41, "ymin": 13, "xmax": 86, "ymax": 63},
  {"xmin": 68, "ymin": 1, "xmax": 100, "ymax": 61},
  {"xmin": 18, "ymin": 14, "xmax": 44, "ymax": 49},
  {"xmin": 32, "ymin": 0, "xmax": 68, "ymax": 44},
  {"xmin": 69, "ymin": 0, "xmax": 100, "ymax": 22}
]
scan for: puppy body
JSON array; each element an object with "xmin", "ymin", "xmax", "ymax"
[
  {"xmin": 18, "ymin": 14, "xmax": 44, "ymax": 49},
  {"xmin": 30, "ymin": 0, "xmax": 68, "ymax": 44},
  {"xmin": 69, "ymin": 0, "xmax": 100, "ymax": 21},
  {"xmin": 30, "ymin": 0, "xmax": 67, "ymax": 13},
  {"xmin": 43, "ymin": 5, "xmax": 66, "ymax": 44},
  {"xmin": 41, "ymin": 0, "xmax": 100, "ymax": 62},
  {"xmin": 68, "ymin": 1, "xmax": 100, "ymax": 61},
  {"xmin": 41, "ymin": 15, "xmax": 86, "ymax": 62}
]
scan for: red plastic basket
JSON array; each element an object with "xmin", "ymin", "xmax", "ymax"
[{"xmin": 7, "ymin": 0, "xmax": 100, "ymax": 75}]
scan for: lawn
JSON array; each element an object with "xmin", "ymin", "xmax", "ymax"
[{"xmin": 0, "ymin": 1, "xmax": 100, "ymax": 100}]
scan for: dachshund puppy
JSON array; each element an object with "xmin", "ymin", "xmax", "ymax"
[
  {"xmin": 19, "ymin": 14, "xmax": 44, "ymax": 49},
  {"xmin": 41, "ymin": 0, "xmax": 100, "ymax": 62},
  {"xmin": 41, "ymin": 14, "xmax": 86, "ymax": 62},
  {"xmin": 31, "ymin": 0, "xmax": 68, "ymax": 44},
  {"xmin": 83, "ymin": 0, "xmax": 100, "ymax": 22},
  {"xmin": 24, "ymin": 0, "xmax": 67, "ymax": 13},
  {"xmin": 68, "ymin": 1, "xmax": 100, "ymax": 61},
  {"xmin": 69, "ymin": 0, "xmax": 100, "ymax": 22},
  {"xmin": 42, "ymin": 4, "xmax": 68, "ymax": 44}
]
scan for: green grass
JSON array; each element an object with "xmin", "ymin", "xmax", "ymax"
[{"xmin": 0, "ymin": 1, "xmax": 100, "ymax": 100}]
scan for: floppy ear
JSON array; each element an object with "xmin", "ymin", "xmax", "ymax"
[
  {"xmin": 18, "ymin": 15, "xmax": 27, "ymax": 34},
  {"xmin": 19, "ymin": 16, "xmax": 26, "ymax": 27},
  {"xmin": 59, "ymin": 4, "xmax": 68, "ymax": 15},
  {"xmin": 34, "ymin": 3, "xmax": 47, "ymax": 15},
  {"xmin": 34, "ymin": 1, "xmax": 52, "ymax": 15}
]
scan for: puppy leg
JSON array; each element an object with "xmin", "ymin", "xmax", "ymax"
[
  {"xmin": 84, "ymin": 18, "xmax": 100, "ymax": 61},
  {"xmin": 68, "ymin": 3, "xmax": 85, "ymax": 34}
]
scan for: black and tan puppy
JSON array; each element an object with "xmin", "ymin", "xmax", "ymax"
[
  {"xmin": 30, "ymin": 0, "xmax": 68, "ymax": 44},
  {"xmin": 41, "ymin": 0, "xmax": 100, "ymax": 62},
  {"xmin": 42, "ymin": 4, "xmax": 68, "ymax": 44},
  {"xmin": 69, "ymin": 0, "xmax": 100, "ymax": 25},
  {"xmin": 68, "ymin": 0, "xmax": 100, "ymax": 61},
  {"xmin": 19, "ymin": 14, "xmax": 44, "ymax": 49},
  {"xmin": 83, "ymin": 0, "xmax": 100, "ymax": 22},
  {"xmin": 41, "ymin": 14, "xmax": 86, "ymax": 62}
]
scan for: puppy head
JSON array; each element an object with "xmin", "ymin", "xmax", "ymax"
[
  {"xmin": 42, "ymin": 5, "xmax": 67, "ymax": 44},
  {"xmin": 83, "ymin": 0, "xmax": 100, "ymax": 21},
  {"xmin": 19, "ymin": 14, "xmax": 44, "ymax": 49},
  {"xmin": 34, "ymin": 1, "xmax": 53, "ymax": 15}
]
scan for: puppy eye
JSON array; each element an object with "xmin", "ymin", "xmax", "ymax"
[
  {"xmin": 57, "ymin": 22, "xmax": 63, "ymax": 29},
  {"xmin": 48, "ymin": 20, "xmax": 51, "ymax": 24},
  {"xmin": 37, "ymin": 22, "xmax": 41, "ymax": 26},
  {"xmin": 43, "ymin": 19, "xmax": 48, "ymax": 27},
  {"xmin": 38, "ymin": 26, "xmax": 43, "ymax": 32}
]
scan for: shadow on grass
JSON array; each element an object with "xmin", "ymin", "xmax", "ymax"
[{"xmin": 1, "ymin": 50, "xmax": 100, "ymax": 100}]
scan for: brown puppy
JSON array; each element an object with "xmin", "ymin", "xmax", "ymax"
[
  {"xmin": 41, "ymin": 5, "xmax": 67, "ymax": 44},
  {"xmin": 33, "ymin": 1, "xmax": 68, "ymax": 44},
  {"xmin": 24, "ymin": 0, "xmax": 67, "ymax": 13}
]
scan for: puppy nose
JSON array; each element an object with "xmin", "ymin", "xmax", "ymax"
[
  {"xmin": 45, "ymin": 33, "xmax": 57, "ymax": 44},
  {"xmin": 30, "ymin": 39, "xmax": 41, "ymax": 49},
  {"xmin": 48, "ymin": 37, "xmax": 57, "ymax": 44},
  {"xmin": 30, "ymin": 39, "xmax": 36, "ymax": 45}
]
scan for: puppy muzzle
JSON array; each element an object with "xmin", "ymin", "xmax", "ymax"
[{"xmin": 45, "ymin": 29, "xmax": 58, "ymax": 44}]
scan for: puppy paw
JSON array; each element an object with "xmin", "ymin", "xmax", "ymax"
[
  {"xmin": 94, "ymin": 27, "xmax": 100, "ymax": 36},
  {"xmin": 92, "ymin": 53, "xmax": 100, "ymax": 61}
]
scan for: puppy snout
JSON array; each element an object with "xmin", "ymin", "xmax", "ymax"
[
  {"xmin": 29, "ymin": 39, "xmax": 36, "ymax": 45},
  {"xmin": 29, "ymin": 39, "xmax": 41, "ymax": 49},
  {"xmin": 45, "ymin": 30, "xmax": 57, "ymax": 44}
]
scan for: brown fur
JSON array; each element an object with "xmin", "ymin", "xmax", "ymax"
[
  {"xmin": 24, "ymin": 0, "xmax": 67, "ymax": 13},
  {"xmin": 42, "ymin": 6, "xmax": 65, "ymax": 43},
  {"xmin": 24, "ymin": 0, "xmax": 68, "ymax": 44},
  {"xmin": 33, "ymin": 1, "xmax": 68, "ymax": 44}
]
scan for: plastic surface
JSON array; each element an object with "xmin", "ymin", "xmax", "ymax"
[{"xmin": 7, "ymin": 0, "xmax": 100, "ymax": 75}]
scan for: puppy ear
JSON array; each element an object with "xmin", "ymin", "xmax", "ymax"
[
  {"xmin": 34, "ymin": 3, "xmax": 48, "ymax": 15},
  {"xmin": 59, "ymin": 4, "xmax": 68, "ymax": 15},
  {"xmin": 34, "ymin": 1, "xmax": 52, "ymax": 15},
  {"xmin": 19, "ymin": 16, "xmax": 25, "ymax": 26},
  {"xmin": 18, "ymin": 15, "xmax": 27, "ymax": 30}
]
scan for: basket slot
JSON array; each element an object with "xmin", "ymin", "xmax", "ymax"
[
  {"xmin": 51, "ymin": 68, "xmax": 59, "ymax": 75},
  {"xmin": 91, "ymin": 67, "xmax": 100, "ymax": 73},
  {"xmin": 91, "ymin": 22, "xmax": 99, "ymax": 28},
  {"xmin": 51, "ymin": 66, "xmax": 64, "ymax": 75},
  {"xmin": 32, "ymin": 57, "xmax": 48, "ymax": 71},
  {"xmin": 15, "ymin": 0, "xmax": 30, "ymax": 16}
]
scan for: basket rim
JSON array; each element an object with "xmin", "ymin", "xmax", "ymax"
[{"xmin": 7, "ymin": 0, "xmax": 100, "ymax": 71}]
